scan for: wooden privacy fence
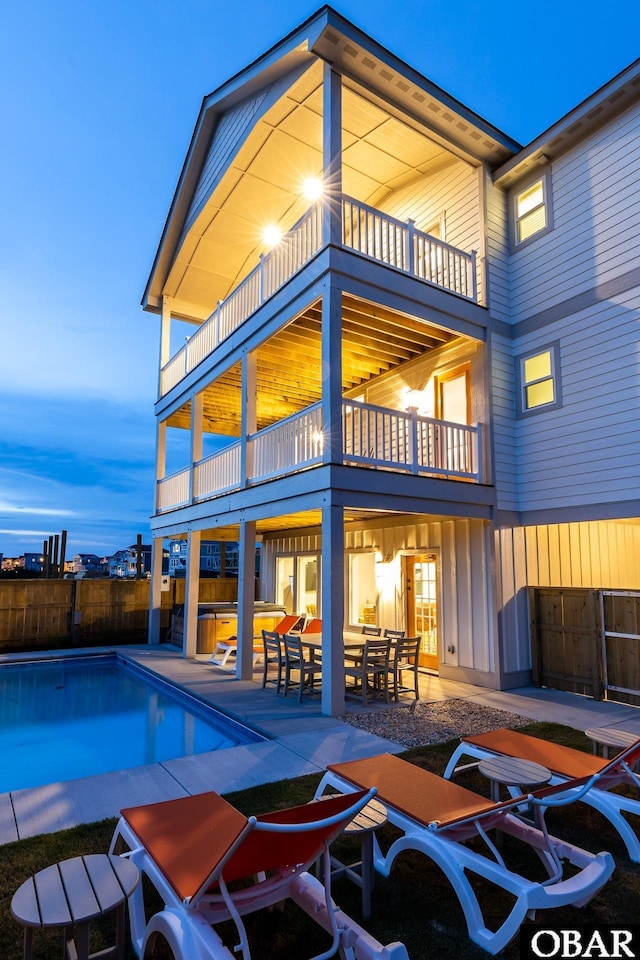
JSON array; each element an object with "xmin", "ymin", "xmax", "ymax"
[
  {"xmin": 0, "ymin": 578, "xmax": 238, "ymax": 652},
  {"xmin": 529, "ymin": 587, "xmax": 640, "ymax": 705}
]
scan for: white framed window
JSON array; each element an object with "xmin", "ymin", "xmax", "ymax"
[
  {"xmin": 517, "ymin": 343, "xmax": 562, "ymax": 415},
  {"xmin": 512, "ymin": 173, "xmax": 552, "ymax": 248},
  {"xmin": 348, "ymin": 552, "xmax": 378, "ymax": 628}
]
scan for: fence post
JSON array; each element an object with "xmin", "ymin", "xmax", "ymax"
[
  {"xmin": 215, "ymin": 300, "xmax": 221, "ymax": 347},
  {"xmin": 258, "ymin": 253, "xmax": 265, "ymax": 304}
]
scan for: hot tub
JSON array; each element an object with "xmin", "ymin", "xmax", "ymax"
[{"xmin": 196, "ymin": 602, "xmax": 287, "ymax": 654}]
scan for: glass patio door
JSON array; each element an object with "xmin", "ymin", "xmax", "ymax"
[{"xmin": 405, "ymin": 553, "xmax": 438, "ymax": 671}]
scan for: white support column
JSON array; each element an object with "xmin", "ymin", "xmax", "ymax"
[
  {"xmin": 154, "ymin": 420, "xmax": 167, "ymax": 518},
  {"xmin": 147, "ymin": 536, "xmax": 164, "ymax": 644},
  {"xmin": 240, "ymin": 350, "xmax": 257, "ymax": 487},
  {"xmin": 322, "ymin": 62, "xmax": 342, "ymax": 248},
  {"xmin": 190, "ymin": 391, "xmax": 203, "ymax": 503},
  {"xmin": 322, "ymin": 283, "xmax": 343, "ymax": 465},
  {"xmin": 321, "ymin": 502, "xmax": 345, "ymax": 717},
  {"xmin": 183, "ymin": 529, "xmax": 201, "ymax": 658},
  {"xmin": 236, "ymin": 520, "xmax": 257, "ymax": 680},
  {"xmin": 158, "ymin": 296, "xmax": 172, "ymax": 395}
]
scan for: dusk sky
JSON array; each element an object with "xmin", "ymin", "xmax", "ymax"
[{"xmin": 1, "ymin": 0, "xmax": 638, "ymax": 561}]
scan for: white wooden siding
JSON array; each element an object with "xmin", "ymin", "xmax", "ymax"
[
  {"xmin": 510, "ymin": 103, "xmax": 640, "ymax": 323},
  {"xmin": 484, "ymin": 175, "xmax": 518, "ymax": 512},
  {"xmin": 185, "ymin": 90, "xmax": 269, "ymax": 234},
  {"xmin": 515, "ymin": 287, "xmax": 640, "ymax": 511},
  {"xmin": 261, "ymin": 515, "xmax": 495, "ymax": 676},
  {"xmin": 378, "ymin": 159, "xmax": 484, "ymax": 303},
  {"xmin": 496, "ymin": 520, "xmax": 640, "ymax": 672}
]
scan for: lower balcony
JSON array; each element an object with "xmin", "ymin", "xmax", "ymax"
[{"xmin": 156, "ymin": 399, "xmax": 483, "ymax": 514}]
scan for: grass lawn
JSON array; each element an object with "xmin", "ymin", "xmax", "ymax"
[{"xmin": 1, "ymin": 722, "xmax": 637, "ymax": 959}]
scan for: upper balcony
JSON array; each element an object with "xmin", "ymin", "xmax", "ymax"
[{"xmin": 160, "ymin": 194, "xmax": 478, "ymax": 398}]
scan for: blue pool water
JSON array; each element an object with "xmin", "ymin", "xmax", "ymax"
[{"xmin": 0, "ymin": 655, "xmax": 264, "ymax": 792}]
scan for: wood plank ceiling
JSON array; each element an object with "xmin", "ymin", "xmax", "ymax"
[{"xmin": 167, "ymin": 294, "xmax": 456, "ymax": 434}]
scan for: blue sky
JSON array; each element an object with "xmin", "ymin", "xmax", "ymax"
[{"xmin": 1, "ymin": 0, "xmax": 638, "ymax": 560}]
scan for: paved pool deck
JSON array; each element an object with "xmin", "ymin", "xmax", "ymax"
[{"xmin": 2, "ymin": 642, "xmax": 640, "ymax": 845}]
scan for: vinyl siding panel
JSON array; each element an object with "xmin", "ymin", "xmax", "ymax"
[
  {"xmin": 379, "ymin": 159, "xmax": 484, "ymax": 303},
  {"xmin": 510, "ymin": 103, "xmax": 640, "ymax": 323},
  {"xmin": 185, "ymin": 90, "xmax": 270, "ymax": 234},
  {"xmin": 515, "ymin": 287, "xmax": 640, "ymax": 511},
  {"xmin": 496, "ymin": 520, "xmax": 640, "ymax": 670}
]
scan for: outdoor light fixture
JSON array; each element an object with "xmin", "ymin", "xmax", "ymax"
[
  {"xmin": 263, "ymin": 225, "xmax": 282, "ymax": 247},
  {"xmin": 302, "ymin": 177, "xmax": 323, "ymax": 201},
  {"xmin": 404, "ymin": 388, "xmax": 422, "ymax": 412}
]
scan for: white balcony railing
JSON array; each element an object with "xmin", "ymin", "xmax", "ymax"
[
  {"xmin": 160, "ymin": 196, "xmax": 477, "ymax": 396},
  {"xmin": 194, "ymin": 443, "xmax": 241, "ymax": 501},
  {"xmin": 156, "ymin": 400, "xmax": 481, "ymax": 512},
  {"xmin": 156, "ymin": 467, "xmax": 190, "ymax": 512},
  {"xmin": 250, "ymin": 403, "xmax": 323, "ymax": 483},
  {"xmin": 342, "ymin": 399, "xmax": 480, "ymax": 480}
]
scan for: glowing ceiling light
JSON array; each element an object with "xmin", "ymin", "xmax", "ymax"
[
  {"xmin": 303, "ymin": 177, "xmax": 323, "ymax": 201},
  {"xmin": 263, "ymin": 225, "xmax": 282, "ymax": 247}
]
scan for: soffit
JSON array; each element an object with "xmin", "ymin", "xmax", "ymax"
[
  {"xmin": 163, "ymin": 65, "xmax": 463, "ymax": 323},
  {"xmin": 166, "ymin": 294, "xmax": 456, "ymax": 435}
]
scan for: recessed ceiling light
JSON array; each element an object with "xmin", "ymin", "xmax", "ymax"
[
  {"xmin": 263, "ymin": 225, "xmax": 282, "ymax": 247},
  {"xmin": 303, "ymin": 178, "xmax": 323, "ymax": 201}
]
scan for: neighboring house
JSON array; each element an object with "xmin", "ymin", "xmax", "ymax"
[
  {"xmin": 22, "ymin": 553, "xmax": 44, "ymax": 574},
  {"xmin": 142, "ymin": 7, "xmax": 640, "ymax": 715},
  {"xmin": 108, "ymin": 544, "xmax": 153, "ymax": 578},
  {"xmin": 68, "ymin": 553, "xmax": 103, "ymax": 577},
  {"xmin": 168, "ymin": 539, "xmax": 241, "ymax": 577}
]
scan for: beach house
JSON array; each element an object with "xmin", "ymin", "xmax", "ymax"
[{"xmin": 142, "ymin": 6, "xmax": 640, "ymax": 715}]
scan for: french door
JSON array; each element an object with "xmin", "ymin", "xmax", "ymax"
[{"xmin": 405, "ymin": 553, "xmax": 439, "ymax": 672}]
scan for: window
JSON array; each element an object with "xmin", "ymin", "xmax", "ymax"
[
  {"xmin": 348, "ymin": 553, "xmax": 377, "ymax": 628},
  {"xmin": 513, "ymin": 174, "xmax": 551, "ymax": 247},
  {"xmin": 517, "ymin": 344, "xmax": 562, "ymax": 415}
]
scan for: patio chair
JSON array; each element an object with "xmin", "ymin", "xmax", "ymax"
[
  {"xmin": 389, "ymin": 636, "xmax": 420, "ymax": 701},
  {"xmin": 361, "ymin": 625, "xmax": 382, "ymax": 636},
  {"xmin": 316, "ymin": 752, "xmax": 614, "ymax": 955},
  {"xmin": 261, "ymin": 629, "xmax": 283, "ymax": 693},
  {"xmin": 443, "ymin": 727, "xmax": 640, "ymax": 862},
  {"xmin": 282, "ymin": 633, "xmax": 321, "ymax": 701},
  {"xmin": 109, "ymin": 787, "xmax": 409, "ymax": 960},
  {"xmin": 344, "ymin": 637, "xmax": 391, "ymax": 705},
  {"xmin": 273, "ymin": 614, "xmax": 306, "ymax": 636}
]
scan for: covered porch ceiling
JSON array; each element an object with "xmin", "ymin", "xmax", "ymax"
[
  {"xmin": 162, "ymin": 61, "xmax": 463, "ymax": 323},
  {"xmin": 166, "ymin": 294, "xmax": 458, "ymax": 435}
]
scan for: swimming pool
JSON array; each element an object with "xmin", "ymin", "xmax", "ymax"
[{"xmin": 0, "ymin": 654, "xmax": 265, "ymax": 793}]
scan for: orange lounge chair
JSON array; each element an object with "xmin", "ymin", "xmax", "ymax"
[
  {"xmin": 444, "ymin": 727, "xmax": 640, "ymax": 862},
  {"xmin": 109, "ymin": 787, "xmax": 408, "ymax": 960},
  {"xmin": 317, "ymin": 753, "xmax": 614, "ymax": 955}
]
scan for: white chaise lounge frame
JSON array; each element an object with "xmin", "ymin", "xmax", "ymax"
[
  {"xmin": 109, "ymin": 787, "xmax": 409, "ymax": 960},
  {"xmin": 316, "ymin": 753, "xmax": 615, "ymax": 955},
  {"xmin": 444, "ymin": 728, "xmax": 640, "ymax": 863}
]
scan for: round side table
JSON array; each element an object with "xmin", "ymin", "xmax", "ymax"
[
  {"xmin": 319, "ymin": 796, "xmax": 388, "ymax": 919},
  {"xmin": 11, "ymin": 853, "xmax": 139, "ymax": 960}
]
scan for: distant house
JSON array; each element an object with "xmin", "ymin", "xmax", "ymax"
[
  {"xmin": 168, "ymin": 540, "xmax": 241, "ymax": 578},
  {"xmin": 142, "ymin": 7, "xmax": 640, "ymax": 715},
  {"xmin": 108, "ymin": 544, "xmax": 153, "ymax": 578},
  {"xmin": 69, "ymin": 553, "xmax": 103, "ymax": 577},
  {"xmin": 23, "ymin": 553, "xmax": 45, "ymax": 574}
]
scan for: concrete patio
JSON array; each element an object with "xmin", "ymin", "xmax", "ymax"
[{"xmin": 2, "ymin": 642, "xmax": 640, "ymax": 845}]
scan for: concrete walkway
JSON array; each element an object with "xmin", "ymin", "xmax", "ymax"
[{"xmin": 2, "ymin": 643, "xmax": 640, "ymax": 844}]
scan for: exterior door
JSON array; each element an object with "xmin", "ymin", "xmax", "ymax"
[
  {"xmin": 405, "ymin": 554, "xmax": 438, "ymax": 671},
  {"xmin": 435, "ymin": 364, "xmax": 470, "ymax": 473}
]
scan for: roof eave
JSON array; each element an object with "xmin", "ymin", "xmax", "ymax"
[{"xmin": 494, "ymin": 57, "xmax": 640, "ymax": 188}]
